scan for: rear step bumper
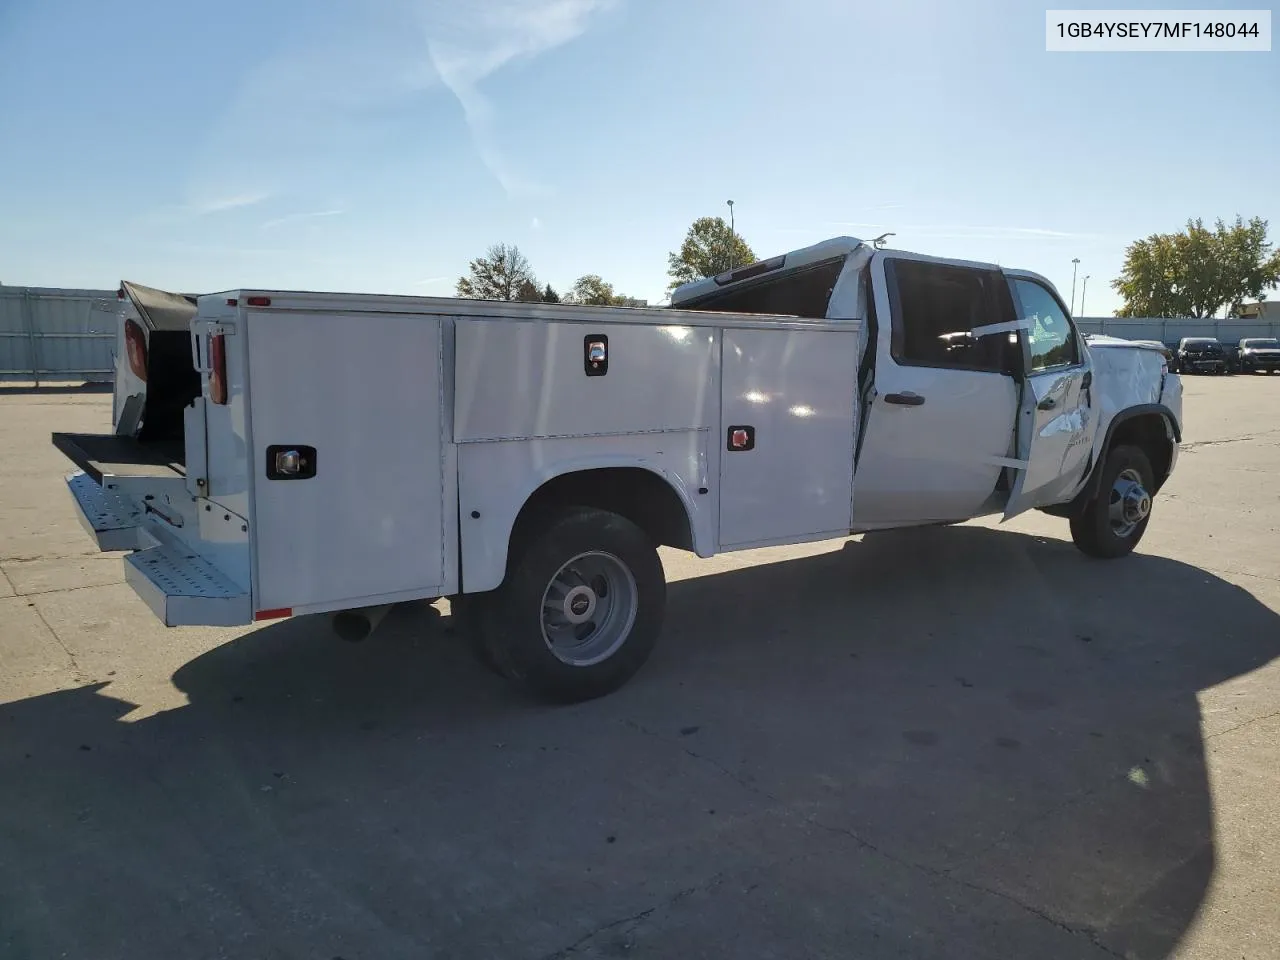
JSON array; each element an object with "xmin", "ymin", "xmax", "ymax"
[
  {"xmin": 124, "ymin": 542, "xmax": 250, "ymax": 626},
  {"xmin": 64, "ymin": 470, "xmax": 252, "ymax": 627},
  {"xmin": 67, "ymin": 471, "xmax": 145, "ymax": 551}
]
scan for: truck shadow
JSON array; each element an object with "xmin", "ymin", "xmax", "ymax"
[{"xmin": 2, "ymin": 525, "xmax": 1276, "ymax": 959}]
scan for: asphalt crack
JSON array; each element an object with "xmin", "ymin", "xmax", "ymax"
[
  {"xmin": 536, "ymin": 871, "xmax": 728, "ymax": 960},
  {"xmin": 620, "ymin": 716, "xmax": 1125, "ymax": 959},
  {"xmin": 1180, "ymin": 429, "xmax": 1280, "ymax": 451},
  {"xmin": 25, "ymin": 598, "xmax": 91, "ymax": 685},
  {"xmin": 1205, "ymin": 708, "xmax": 1280, "ymax": 741},
  {"xmin": 621, "ymin": 718, "xmax": 780, "ymax": 802}
]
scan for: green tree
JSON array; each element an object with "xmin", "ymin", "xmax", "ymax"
[
  {"xmin": 1113, "ymin": 216, "xmax": 1280, "ymax": 318},
  {"xmin": 565, "ymin": 274, "xmax": 629, "ymax": 306},
  {"xmin": 514, "ymin": 279, "xmax": 543, "ymax": 303},
  {"xmin": 667, "ymin": 216, "xmax": 757, "ymax": 289},
  {"xmin": 541, "ymin": 284, "xmax": 561, "ymax": 303},
  {"xmin": 456, "ymin": 243, "xmax": 539, "ymax": 301}
]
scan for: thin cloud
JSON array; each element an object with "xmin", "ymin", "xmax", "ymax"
[
  {"xmin": 260, "ymin": 209, "xmax": 345, "ymax": 230},
  {"xmin": 422, "ymin": 0, "xmax": 617, "ymax": 195},
  {"xmin": 192, "ymin": 192, "xmax": 272, "ymax": 215},
  {"xmin": 413, "ymin": 276, "xmax": 450, "ymax": 286},
  {"xmin": 531, "ymin": 216, "xmax": 542, "ymax": 229}
]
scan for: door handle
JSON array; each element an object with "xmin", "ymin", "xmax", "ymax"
[
  {"xmin": 1037, "ymin": 396, "xmax": 1057, "ymax": 410},
  {"xmin": 884, "ymin": 392, "xmax": 925, "ymax": 406}
]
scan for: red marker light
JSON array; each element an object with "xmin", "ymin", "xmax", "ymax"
[
  {"xmin": 124, "ymin": 318, "xmax": 148, "ymax": 382},
  {"xmin": 255, "ymin": 607, "xmax": 292, "ymax": 621},
  {"xmin": 209, "ymin": 334, "xmax": 228, "ymax": 405},
  {"xmin": 246, "ymin": 296, "xmax": 271, "ymax": 307}
]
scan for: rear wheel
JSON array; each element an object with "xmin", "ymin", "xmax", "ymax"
[
  {"xmin": 1069, "ymin": 445, "xmax": 1155, "ymax": 559},
  {"xmin": 471, "ymin": 507, "xmax": 666, "ymax": 703}
]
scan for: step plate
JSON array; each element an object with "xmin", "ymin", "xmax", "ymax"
[
  {"xmin": 66, "ymin": 471, "xmax": 143, "ymax": 551},
  {"xmin": 124, "ymin": 542, "xmax": 251, "ymax": 627}
]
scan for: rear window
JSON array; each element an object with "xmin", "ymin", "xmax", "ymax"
[
  {"xmin": 1244, "ymin": 339, "xmax": 1279, "ymax": 348},
  {"xmin": 676, "ymin": 258, "xmax": 845, "ymax": 319}
]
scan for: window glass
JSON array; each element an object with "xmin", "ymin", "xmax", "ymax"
[
  {"xmin": 888, "ymin": 260, "xmax": 1008, "ymax": 372},
  {"xmin": 1010, "ymin": 278, "xmax": 1079, "ymax": 371},
  {"xmin": 680, "ymin": 258, "xmax": 845, "ymax": 318}
]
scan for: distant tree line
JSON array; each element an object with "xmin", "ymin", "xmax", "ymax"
[
  {"xmin": 456, "ymin": 212, "xmax": 1280, "ymax": 319},
  {"xmin": 454, "ymin": 216, "xmax": 758, "ymax": 305}
]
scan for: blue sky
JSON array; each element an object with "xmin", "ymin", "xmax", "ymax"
[{"xmin": 0, "ymin": 0, "xmax": 1276, "ymax": 315}]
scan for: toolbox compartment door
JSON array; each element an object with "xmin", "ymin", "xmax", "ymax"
[{"xmin": 246, "ymin": 310, "xmax": 448, "ymax": 611}]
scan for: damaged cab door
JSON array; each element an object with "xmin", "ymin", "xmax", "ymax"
[{"xmin": 1003, "ymin": 275, "xmax": 1098, "ymax": 519}]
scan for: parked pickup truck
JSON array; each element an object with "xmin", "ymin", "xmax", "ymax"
[
  {"xmin": 53, "ymin": 237, "xmax": 1182, "ymax": 702},
  {"xmin": 1174, "ymin": 337, "xmax": 1228, "ymax": 375},
  {"xmin": 1238, "ymin": 337, "xmax": 1280, "ymax": 374}
]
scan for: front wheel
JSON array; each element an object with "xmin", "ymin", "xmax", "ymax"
[
  {"xmin": 474, "ymin": 507, "xmax": 666, "ymax": 703},
  {"xmin": 1069, "ymin": 445, "xmax": 1155, "ymax": 559}
]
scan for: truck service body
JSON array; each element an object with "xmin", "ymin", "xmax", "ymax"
[{"xmin": 54, "ymin": 237, "xmax": 1182, "ymax": 701}]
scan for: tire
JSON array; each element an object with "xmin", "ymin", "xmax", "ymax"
[
  {"xmin": 475, "ymin": 507, "xmax": 666, "ymax": 703},
  {"xmin": 1069, "ymin": 444, "xmax": 1155, "ymax": 559}
]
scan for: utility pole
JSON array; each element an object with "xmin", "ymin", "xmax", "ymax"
[
  {"xmin": 1079, "ymin": 275, "xmax": 1090, "ymax": 318},
  {"xmin": 727, "ymin": 200, "xmax": 736, "ymax": 269},
  {"xmin": 1070, "ymin": 258, "xmax": 1081, "ymax": 315}
]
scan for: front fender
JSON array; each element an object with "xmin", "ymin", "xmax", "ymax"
[{"xmin": 1058, "ymin": 403, "xmax": 1180, "ymax": 514}]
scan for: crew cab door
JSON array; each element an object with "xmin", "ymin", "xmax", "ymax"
[
  {"xmin": 852, "ymin": 252, "xmax": 1021, "ymax": 523},
  {"xmin": 1002, "ymin": 275, "xmax": 1098, "ymax": 519}
]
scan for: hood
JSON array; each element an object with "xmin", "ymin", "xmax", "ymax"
[{"xmin": 1084, "ymin": 335, "xmax": 1168, "ymax": 354}]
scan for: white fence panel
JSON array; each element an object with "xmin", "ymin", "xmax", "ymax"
[
  {"xmin": 1076, "ymin": 316, "xmax": 1280, "ymax": 344},
  {"xmin": 0, "ymin": 287, "xmax": 118, "ymax": 384}
]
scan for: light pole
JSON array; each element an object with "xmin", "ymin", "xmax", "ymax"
[
  {"xmin": 726, "ymin": 200, "xmax": 736, "ymax": 269},
  {"xmin": 1079, "ymin": 275, "xmax": 1090, "ymax": 318},
  {"xmin": 1070, "ymin": 258, "xmax": 1081, "ymax": 315}
]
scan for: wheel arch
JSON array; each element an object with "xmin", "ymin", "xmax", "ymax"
[
  {"xmin": 461, "ymin": 456, "xmax": 708, "ymax": 594},
  {"xmin": 1051, "ymin": 404, "xmax": 1180, "ymax": 517}
]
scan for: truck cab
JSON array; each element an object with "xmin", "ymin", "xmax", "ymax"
[{"xmin": 673, "ymin": 238, "xmax": 1181, "ymax": 530}]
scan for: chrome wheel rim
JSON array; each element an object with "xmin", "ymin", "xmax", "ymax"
[
  {"xmin": 1108, "ymin": 467, "xmax": 1151, "ymax": 539},
  {"xmin": 540, "ymin": 551, "xmax": 638, "ymax": 667}
]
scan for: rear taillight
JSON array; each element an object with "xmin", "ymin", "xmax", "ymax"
[
  {"xmin": 209, "ymin": 334, "xmax": 228, "ymax": 405},
  {"xmin": 124, "ymin": 318, "xmax": 148, "ymax": 382}
]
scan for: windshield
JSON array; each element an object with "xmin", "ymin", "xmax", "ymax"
[
  {"xmin": 1243, "ymin": 339, "xmax": 1280, "ymax": 348},
  {"xmin": 1182, "ymin": 339, "xmax": 1220, "ymax": 350}
]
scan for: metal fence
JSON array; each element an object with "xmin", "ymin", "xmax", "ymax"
[
  {"xmin": 0, "ymin": 286, "xmax": 118, "ymax": 384},
  {"xmin": 6, "ymin": 288, "xmax": 1280, "ymax": 386},
  {"xmin": 1076, "ymin": 316, "xmax": 1280, "ymax": 344}
]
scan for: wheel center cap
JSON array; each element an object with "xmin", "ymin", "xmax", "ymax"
[
  {"xmin": 563, "ymin": 586, "xmax": 597, "ymax": 624},
  {"xmin": 1123, "ymin": 487, "xmax": 1151, "ymax": 522}
]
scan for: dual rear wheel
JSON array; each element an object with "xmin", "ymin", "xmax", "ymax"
[{"xmin": 453, "ymin": 507, "xmax": 665, "ymax": 703}]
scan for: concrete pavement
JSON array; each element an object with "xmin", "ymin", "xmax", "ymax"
[{"xmin": 1, "ymin": 375, "xmax": 1278, "ymax": 960}]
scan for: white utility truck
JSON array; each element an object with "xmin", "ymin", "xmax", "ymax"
[{"xmin": 54, "ymin": 237, "xmax": 1182, "ymax": 702}]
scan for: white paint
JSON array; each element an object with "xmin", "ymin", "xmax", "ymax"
[
  {"xmin": 454, "ymin": 318, "xmax": 718, "ymax": 441},
  {"xmin": 852, "ymin": 252, "xmax": 1018, "ymax": 523},
  {"xmin": 53, "ymin": 237, "xmax": 1181, "ymax": 634},
  {"xmin": 247, "ymin": 311, "xmax": 448, "ymax": 610},
  {"xmin": 458, "ymin": 431, "xmax": 713, "ymax": 593},
  {"xmin": 718, "ymin": 327, "xmax": 858, "ymax": 547}
]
